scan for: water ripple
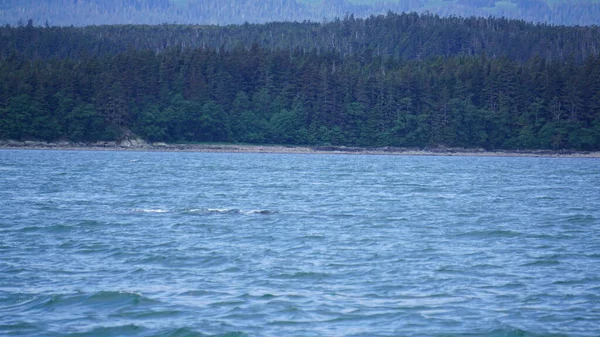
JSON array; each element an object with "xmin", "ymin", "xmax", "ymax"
[{"xmin": 1, "ymin": 150, "xmax": 600, "ymax": 336}]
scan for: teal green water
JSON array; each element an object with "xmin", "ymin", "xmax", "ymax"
[{"xmin": 1, "ymin": 150, "xmax": 599, "ymax": 337}]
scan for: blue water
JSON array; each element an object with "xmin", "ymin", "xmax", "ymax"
[{"xmin": 1, "ymin": 150, "xmax": 600, "ymax": 337}]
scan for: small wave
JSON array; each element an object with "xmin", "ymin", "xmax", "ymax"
[
  {"xmin": 0, "ymin": 264, "xmax": 27, "ymax": 274},
  {"xmin": 526, "ymin": 233, "xmax": 565, "ymax": 240},
  {"xmin": 488, "ymin": 282, "xmax": 526, "ymax": 290},
  {"xmin": 152, "ymin": 328, "xmax": 249, "ymax": 337},
  {"xmin": 19, "ymin": 225, "xmax": 43, "ymax": 232},
  {"xmin": 302, "ymin": 234, "xmax": 325, "ymax": 240},
  {"xmin": 566, "ymin": 214, "xmax": 596, "ymax": 225},
  {"xmin": 183, "ymin": 208, "xmax": 204, "ymax": 214},
  {"xmin": 0, "ymin": 322, "xmax": 39, "ymax": 335},
  {"xmin": 24, "ymin": 291, "xmax": 158, "ymax": 313},
  {"xmin": 67, "ymin": 324, "xmax": 145, "ymax": 336},
  {"xmin": 457, "ymin": 230, "xmax": 522, "ymax": 238},
  {"xmin": 131, "ymin": 208, "xmax": 169, "ymax": 213},
  {"xmin": 207, "ymin": 208, "xmax": 241, "ymax": 214},
  {"xmin": 470, "ymin": 263, "xmax": 502, "ymax": 270},
  {"xmin": 259, "ymin": 293, "xmax": 276, "ymax": 299},
  {"xmin": 436, "ymin": 266, "xmax": 466, "ymax": 274},
  {"xmin": 475, "ymin": 326, "xmax": 548, "ymax": 337},
  {"xmin": 523, "ymin": 259, "xmax": 560, "ymax": 267},
  {"xmin": 184, "ymin": 208, "xmax": 275, "ymax": 215},
  {"xmin": 77, "ymin": 220, "xmax": 106, "ymax": 227},
  {"xmin": 152, "ymin": 327, "xmax": 198, "ymax": 337},
  {"xmin": 179, "ymin": 290, "xmax": 218, "ymax": 297},
  {"xmin": 113, "ymin": 309, "xmax": 184, "ymax": 320},
  {"xmin": 533, "ymin": 195, "xmax": 559, "ymax": 200},
  {"xmin": 87, "ymin": 290, "xmax": 149, "ymax": 304},
  {"xmin": 551, "ymin": 278, "xmax": 596, "ymax": 286},
  {"xmin": 266, "ymin": 320, "xmax": 305, "ymax": 326},
  {"xmin": 245, "ymin": 209, "xmax": 275, "ymax": 215},
  {"xmin": 45, "ymin": 224, "xmax": 75, "ymax": 233},
  {"xmin": 273, "ymin": 271, "xmax": 331, "ymax": 280}
]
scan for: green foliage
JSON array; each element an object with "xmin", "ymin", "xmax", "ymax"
[
  {"xmin": 269, "ymin": 108, "xmax": 304, "ymax": 144},
  {"xmin": 66, "ymin": 104, "xmax": 108, "ymax": 141},
  {"xmin": 136, "ymin": 104, "xmax": 167, "ymax": 142},
  {"xmin": 1, "ymin": 14, "xmax": 600, "ymax": 150}
]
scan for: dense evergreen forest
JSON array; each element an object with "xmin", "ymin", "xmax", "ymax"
[
  {"xmin": 3, "ymin": 14, "xmax": 600, "ymax": 63},
  {"xmin": 2, "ymin": 0, "xmax": 600, "ymax": 27},
  {"xmin": 2, "ymin": 13, "xmax": 600, "ymax": 150}
]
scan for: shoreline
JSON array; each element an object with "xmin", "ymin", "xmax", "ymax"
[{"xmin": 1, "ymin": 140, "xmax": 599, "ymax": 158}]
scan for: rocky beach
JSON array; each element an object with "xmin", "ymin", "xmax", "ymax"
[{"xmin": 1, "ymin": 139, "xmax": 600, "ymax": 158}]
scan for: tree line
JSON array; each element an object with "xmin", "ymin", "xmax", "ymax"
[
  {"xmin": 3, "ymin": 13, "xmax": 600, "ymax": 63},
  {"xmin": 2, "ymin": 0, "xmax": 600, "ymax": 27},
  {"xmin": 1, "ymin": 13, "xmax": 600, "ymax": 150}
]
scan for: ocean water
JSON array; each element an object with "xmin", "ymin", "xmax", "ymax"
[{"xmin": 1, "ymin": 149, "xmax": 600, "ymax": 337}]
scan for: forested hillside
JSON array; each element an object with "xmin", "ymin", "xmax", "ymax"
[
  {"xmin": 3, "ymin": 13, "xmax": 600, "ymax": 62},
  {"xmin": 1, "ymin": 13, "xmax": 600, "ymax": 150},
  {"xmin": 1, "ymin": 0, "xmax": 600, "ymax": 27}
]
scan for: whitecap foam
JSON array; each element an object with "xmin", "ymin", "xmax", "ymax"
[
  {"xmin": 245, "ymin": 210, "xmax": 274, "ymax": 215},
  {"xmin": 207, "ymin": 208, "xmax": 241, "ymax": 213},
  {"xmin": 184, "ymin": 208, "xmax": 274, "ymax": 215},
  {"xmin": 131, "ymin": 208, "xmax": 169, "ymax": 213},
  {"xmin": 183, "ymin": 209, "xmax": 204, "ymax": 213}
]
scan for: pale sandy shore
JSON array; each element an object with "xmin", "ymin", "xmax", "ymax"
[{"xmin": 1, "ymin": 140, "xmax": 600, "ymax": 158}]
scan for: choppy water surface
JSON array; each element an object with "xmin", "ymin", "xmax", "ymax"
[{"xmin": 1, "ymin": 150, "xmax": 600, "ymax": 337}]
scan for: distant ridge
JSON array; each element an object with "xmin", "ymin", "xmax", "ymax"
[
  {"xmin": 1, "ymin": 0, "xmax": 600, "ymax": 27},
  {"xmin": 3, "ymin": 13, "xmax": 599, "ymax": 62}
]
